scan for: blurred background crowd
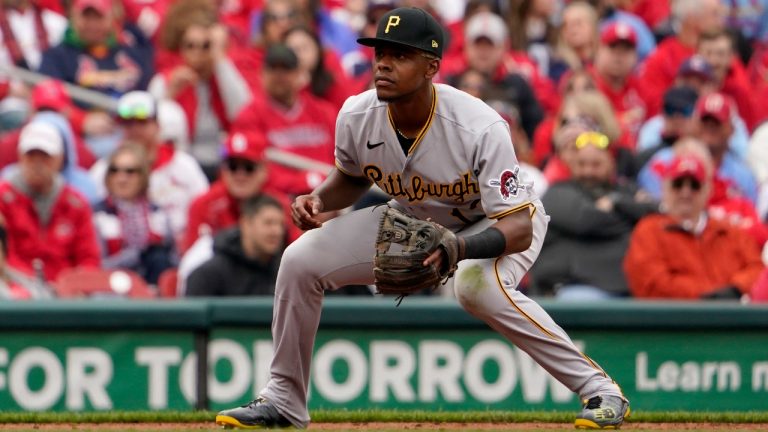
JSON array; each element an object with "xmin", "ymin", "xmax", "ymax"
[{"xmin": 1, "ymin": 0, "xmax": 768, "ymax": 302}]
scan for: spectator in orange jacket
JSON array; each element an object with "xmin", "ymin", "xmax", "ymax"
[
  {"xmin": 624, "ymin": 151, "xmax": 764, "ymax": 299},
  {"xmin": 0, "ymin": 121, "xmax": 100, "ymax": 282}
]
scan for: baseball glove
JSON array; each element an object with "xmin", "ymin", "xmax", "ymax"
[{"xmin": 373, "ymin": 207, "xmax": 461, "ymax": 300}]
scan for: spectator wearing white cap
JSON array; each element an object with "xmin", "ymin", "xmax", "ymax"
[
  {"xmin": 90, "ymin": 91, "xmax": 209, "ymax": 242},
  {"xmin": 444, "ymin": 11, "xmax": 543, "ymax": 141},
  {"xmin": 0, "ymin": 121, "xmax": 101, "ymax": 283}
]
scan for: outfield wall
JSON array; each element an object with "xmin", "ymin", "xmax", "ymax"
[{"xmin": 0, "ymin": 299, "xmax": 766, "ymax": 412}]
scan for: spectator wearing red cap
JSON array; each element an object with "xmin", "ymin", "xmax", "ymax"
[
  {"xmin": 638, "ymin": 92, "xmax": 757, "ymax": 203},
  {"xmin": 149, "ymin": 0, "xmax": 253, "ymax": 178},
  {"xmin": 93, "ymin": 143, "xmax": 176, "ymax": 284},
  {"xmin": 624, "ymin": 151, "xmax": 764, "ymax": 300},
  {"xmin": 590, "ymin": 22, "xmax": 651, "ymax": 150},
  {"xmin": 0, "ymin": 0, "xmax": 66, "ymax": 70},
  {"xmin": 638, "ymin": 0, "xmax": 727, "ymax": 117},
  {"xmin": 38, "ymin": 0, "xmax": 154, "ymax": 99},
  {"xmin": 233, "ymin": 44, "xmax": 336, "ymax": 198},
  {"xmin": 183, "ymin": 132, "xmax": 299, "ymax": 253},
  {"xmin": 696, "ymin": 30, "xmax": 757, "ymax": 131},
  {"xmin": 90, "ymin": 91, "xmax": 209, "ymax": 240},
  {"xmin": 0, "ymin": 121, "xmax": 101, "ymax": 283}
]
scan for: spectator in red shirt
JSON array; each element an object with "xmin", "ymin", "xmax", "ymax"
[
  {"xmin": 150, "ymin": 3, "xmax": 253, "ymax": 177},
  {"xmin": 696, "ymin": 30, "xmax": 757, "ymax": 131},
  {"xmin": 0, "ymin": 223, "xmax": 53, "ymax": 299},
  {"xmin": 0, "ymin": 121, "xmax": 100, "ymax": 282},
  {"xmin": 233, "ymin": 44, "xmax": 336, "ymax": 198},
  {"xmin": 639, "ymin": 0, "xmax": 727, "ymax": 116},
  {"xmin": 591, "ymin": 22, "xmax": 650, "ymax": 148},
  {"xmin": 183, "ymin": 132, "xmax": 299, "ymax": 253}
]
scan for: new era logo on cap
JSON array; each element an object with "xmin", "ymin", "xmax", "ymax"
[{"xmin": 357, "ymin": 7, "xmax": 445, "ymax": 58}]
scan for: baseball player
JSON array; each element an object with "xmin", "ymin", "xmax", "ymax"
[{"xmin": 216, "ymin": 7, "xmax": 629, "ymax": 430}]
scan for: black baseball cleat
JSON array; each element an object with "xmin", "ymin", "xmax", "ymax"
[
  {"xmin": 216, "ymin": 397, "xmax": 293, "ymax": 429},
  {"xmin": 574, "ymin": 394, "xmax": 630, "ymax": 429}
]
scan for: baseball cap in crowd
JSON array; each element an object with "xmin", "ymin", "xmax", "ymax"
[
  {"xmin": 694, "ymin": 92, "xmax": 734, "ymax": 124},
  {"xmin": 358, "ymin": 7, "xmax": 445, "ymax": 58},
  {"xmin": 72, "ymin": 0, "xmax": 111, "ymax": 15},
  {"xmin": 18, "ymin": 121, "xmax": 64, "ymax": 156},
  {"xmin": 31, "ymin": 79, "xmax": 71, "ymax": 112},
  {"xmin": 222, "ymin": 132, "xmax": 265, "ymax": 164},
  {"xmin": 264, "ymin": 44, "xmax": 299, "ymax": 70},
  {"xmin": 600, "ymin": 22, "xmax": 637, "ymax": 47},
  {"xmin": 464, "ymin": 11, "xmax": 508, "ymax": 46},
  {"xmin": 117, "ymin": 91, "xmax": 157, "ymax": 121},
  {"xmin": 662, "ymin": 86, "xmax": 698, "ymax": 117},
  {"xmin": 678, "ymin": 55, "xmax": 714, "ymax": 82},
  {"xmin": 665, "ymin": 155, "xmax": 707, "ymax": 183}
]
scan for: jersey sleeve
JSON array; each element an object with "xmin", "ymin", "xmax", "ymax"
[
  {"xmin": 333, "ymin": 111, "xmax": 364, "ymax": 177},
  {"xmin": 475, "ymin": 121, "xmax": 535, "ymax": 219}
]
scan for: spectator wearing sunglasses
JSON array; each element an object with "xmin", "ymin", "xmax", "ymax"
[
  {"xmin": 530, "ymin": 130, "xmax": 659, "ymax": 300},
  {"xmin": 0, "ymin": 121, "xmax": 101, "ymax": 283},
  {"xmin": 638, "ymin": 92, "xmax": 757, "ymax": 205},
  {"xmin": 149, "ymin": 2, "xmax": 253, "ymax": 179},
  {"xmin": 624, "ymin": 151, "xmax": 764, "ymax": 299},
  {"xmin": 182, "ymin": 132, "xmax": 298, "ymax": 254},
  {"xmin": 93, "ymin": 144, "xmax": 176, "ymax": 284},
  {"xmin": 90, "ymin": 91, "xmax": 209, "ymax": 242}
]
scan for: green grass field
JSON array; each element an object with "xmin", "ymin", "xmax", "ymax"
[{"xmin": 0, "ymin": 410, "xmax": 767, "ymax": 423}]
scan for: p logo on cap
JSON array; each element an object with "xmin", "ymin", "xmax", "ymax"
[{"xmin": 385, "ymin": 15, "xmax": 400, "ymax": 33}]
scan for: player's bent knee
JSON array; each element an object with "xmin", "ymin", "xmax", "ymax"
[{"xmin": 453, "ymin": 263, "xmax": 493, "ymax": 314}]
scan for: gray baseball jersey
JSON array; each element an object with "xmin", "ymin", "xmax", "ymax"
[{"xmin": 336, "ymin": 83, "xmax": 536, "ymax": 231}]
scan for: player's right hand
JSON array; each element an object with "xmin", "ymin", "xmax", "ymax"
[{"xmin": 292, "ymin": 194, "xmax": 324, "ymax": 230}]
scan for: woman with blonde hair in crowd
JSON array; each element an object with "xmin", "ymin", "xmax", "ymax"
[
  {"xmin": 93, "ymin": 144, "xmax": 176, "ymax": 285},
  {"xmin": 540, "ymin": 90, "xmax": 629, "ymax": 184}
]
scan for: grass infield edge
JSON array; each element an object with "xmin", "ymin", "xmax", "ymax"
[{"xmin": 0, "ymin": 410, "xmax": 767, "ymax": 424}]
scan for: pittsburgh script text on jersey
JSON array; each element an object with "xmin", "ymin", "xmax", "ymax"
[{"xmin": 364, "ymin": 165, "xmax": 480, "ymax": 203}]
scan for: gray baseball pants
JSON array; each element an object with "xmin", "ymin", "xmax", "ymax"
[{"xmin": 260, "ymin": 201, "xmax": 622, "ymax": 428}]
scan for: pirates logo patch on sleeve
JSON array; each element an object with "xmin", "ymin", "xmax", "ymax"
[{"xmin": 489, "ymin": 166, "xmax": 523, "ymax": 201}]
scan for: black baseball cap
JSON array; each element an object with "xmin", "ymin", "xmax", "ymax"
[
  {"xmin": 264, "ymin": 44, "xmax": 299, "ymax": 70},
  {"xmin": 357, "ymin": 7, "xmax": 444, "ymax": 58}
]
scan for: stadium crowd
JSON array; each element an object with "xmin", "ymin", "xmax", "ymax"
[{"xmin": 1, "ymin": 0, "xmax": 768, "ymax": 302}]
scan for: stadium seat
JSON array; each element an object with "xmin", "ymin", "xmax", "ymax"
[
  {"xmin": 54, "ymin": 268, "xmax": 155, "ymax": 299},
  {"xmin": 156, "ymin": 268, "xmax": 179, "ymax": 298}
]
